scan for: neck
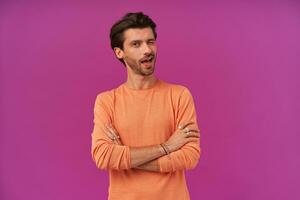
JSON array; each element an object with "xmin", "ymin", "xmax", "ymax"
[{"xmin": 125, "ymin": 74, "xmax": 158, "ymax": 90}]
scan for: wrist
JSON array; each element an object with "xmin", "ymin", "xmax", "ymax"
[
  {"xmin": 158, "ymin": 144, "xmax": 165, "ymax": 155},
  {"xmin": 160, "ymin": 143, "xmax": 171, "ymax": 155},
  {"xmin": 165, "ymin": 142, "xmax": 174, "ymax": 152}
]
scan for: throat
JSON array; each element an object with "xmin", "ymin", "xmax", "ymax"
[{"xmin": 125, "ymin": 77, "xmax": 158, "ymax": 90}]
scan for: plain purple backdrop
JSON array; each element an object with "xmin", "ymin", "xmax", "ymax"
[{"xmin": 1, "ymin": 1, "xmax": 299, "ymax": 200}]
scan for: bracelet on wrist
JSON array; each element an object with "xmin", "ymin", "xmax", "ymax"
[
  {"xmin": 160, "ymin": 144, "xmax": 168, "ymax": 155},
  {"xmin": 160, "ymin": 143, "xmax": 170, "ymax": 155},
  {"xmin": 163, "ymin": 143, "xmax": 171, "ymax": 154}
]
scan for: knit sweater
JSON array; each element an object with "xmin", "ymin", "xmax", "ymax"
[{"xmin": 91, "ymin": 79, "xmax": 201, "ymax": 200}]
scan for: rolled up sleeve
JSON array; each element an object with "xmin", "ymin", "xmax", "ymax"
[
  {"xmin": 158, "ymin": 87, "xmax": 201, "ymax": 173},
  {"xmin": 91, "ymin": 93, "xmax": 131, "ymax": 170}
]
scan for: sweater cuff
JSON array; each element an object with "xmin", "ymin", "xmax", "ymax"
[
  {"xmin": 158, "ymin": 154, "xmax": 173, "ymax": 172},
  {"xmin": 125, "ymin": 146, "xmax": 131, "ymax": 169}
]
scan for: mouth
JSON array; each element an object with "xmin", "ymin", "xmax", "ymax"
[{"xmin": 140, "ymin": 56, "xmax": 154, "ymax": 66}]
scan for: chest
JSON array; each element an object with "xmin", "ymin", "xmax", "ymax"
[{"xmin": 112, "ymin": 93, "xmax": 176, "ymax": 147}]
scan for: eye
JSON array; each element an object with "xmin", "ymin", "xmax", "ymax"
[
  {"xmin": 148, "ymin": 40, "xmax": 156, "ymax": 45},
  {"xmin": 132, "ymin": 42, "xmax": 140, "ymax": 47}
]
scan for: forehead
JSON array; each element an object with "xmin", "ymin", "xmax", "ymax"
[{"xmin": 123, "ymin": 27, "xmax": 155, "ymax": 43}]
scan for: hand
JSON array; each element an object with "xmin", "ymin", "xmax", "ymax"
[
  {"xmin": 104, "ymin": 123, "xmax": 123, "ymax": 145},
  {"xmin": 164, "ymin": 121, "xmax": 200, "ymax": 152}
]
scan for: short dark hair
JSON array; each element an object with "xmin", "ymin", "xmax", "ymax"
[{"xmin": 109, "ymin": 12, "xmax": 157, "ymax": 65}]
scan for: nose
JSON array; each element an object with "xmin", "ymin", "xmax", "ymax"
[{"xmin": 141, "ymin": 43, "xmax": 152, "ymax": 55}]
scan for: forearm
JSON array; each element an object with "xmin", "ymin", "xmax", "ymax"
[
  {"xmin": 129, "ymin": 144, "xmax": 166, "ymax": 168},
  {"xmin": 134, "ymin": 159, "xmax": 160, "ymax": 172},
  {"xmin": 158, "ymin": 140, "xmax": 201, "ymax": 172},
  {"xmin": 134, "ymin": 140, "xmax": 200, "ymax": 173}
]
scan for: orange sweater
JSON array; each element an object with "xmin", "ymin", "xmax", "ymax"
[{"xmin": 91, "ymin": 79, "xmax": 201, "ymax": 200}]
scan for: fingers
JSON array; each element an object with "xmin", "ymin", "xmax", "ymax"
[
  {"xmin": 108, "ymin": 124, "xmax": 122, "ymax": 145},
  {"xmin": 105, "ymin": 123, "xmax": 122, "ymax": 145},
  {"xmin": 185, "ymin": 137, "xmax": 200, "ymax": 144},
  {"xmin": 185, "ymin": 128, "xmax": 200, "ymax": 134},
  {"xmin": 107, "ymin": 124, "xmax": 119, "ymax": 137},
  {"xmin": 103, "ymin": 125, "xmax": 115, "ymax": 140},
  {"xmin": 181, "ymin": 126, "xmax": 200, "ymax": 138},
  {"xmin": 185, "ymin": 131, "xmax": 200, "ymax": 138},
  {"xmin": 180, "ymin": 124, "xmax": 199, "ymax": 134},
  {"xmin": 178, "ymin": 121, "xmax": 195, "ymax": 130}
]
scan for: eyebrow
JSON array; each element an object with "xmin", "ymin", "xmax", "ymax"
[{"xmin": 130, "ymin": 39, "xmax": 156, "ymax": 44}]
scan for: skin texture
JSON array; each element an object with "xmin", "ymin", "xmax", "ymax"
[{"xmin": 110, "ymin": 27, "xmax": 200, "ymax": 172}]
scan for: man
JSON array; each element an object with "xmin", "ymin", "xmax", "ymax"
[{"xmin": 91, "ymin": 12, "xmax": 201, "ymax": 200}]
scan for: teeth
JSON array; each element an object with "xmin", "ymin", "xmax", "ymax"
[{"xmin": 142, "ymin": 57, "xmax": 153, "ymax": 62}]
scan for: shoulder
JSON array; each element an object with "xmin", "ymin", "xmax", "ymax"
[
  {"xmin": 161, "ymin": 80, "xmax": 192, "ymax": 97},
  {"xmin": 94, "ymin": 86, "xmax": 118, "ymax": 104},
  {"xmin": 96, "ymin": 90, "xmax": 112, "ymax": 100}
]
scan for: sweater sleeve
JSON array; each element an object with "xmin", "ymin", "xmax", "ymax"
[
  {"xmin": 158, "ymin": 87, "xmax": 201, "ymax": 173},
  {"xmin": 90, "ymin": 93, "xmax": 131, "ymax": 170}
]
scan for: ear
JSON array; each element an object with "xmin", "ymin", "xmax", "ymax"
[{"xmin": 113, "ymin": 47, "xmax": 124, "ymax": 59}]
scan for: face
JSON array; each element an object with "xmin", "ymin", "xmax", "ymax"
[{"xmin": 114, "ymin": 27, "xmax": 157, "ymax": 76}]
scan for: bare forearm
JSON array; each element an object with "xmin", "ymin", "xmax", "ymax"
[
  {"xmin": 134, "ymin": 159, "xmax": 160, "ymax": 172},
  {"xmin": 134, "ymin": 140, "xmax": 200, "ymax": 173},
  {"xmin": 130, "ymin": 144, "xmax": 165, "ymax": 168}
]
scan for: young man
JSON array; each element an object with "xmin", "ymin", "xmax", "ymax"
[{"xmin": 91, "ymin": 12, "xmax": 201, "ymax": 200}]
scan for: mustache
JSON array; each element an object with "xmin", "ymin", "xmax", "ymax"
[{"xmin": 140, "ymin": 54, "xmax": 155, "ymax": 62}]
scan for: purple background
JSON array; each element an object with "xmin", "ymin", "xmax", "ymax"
[{"xmin": 1, "ymin": 1, "xmax": 300, "ymax": 200}]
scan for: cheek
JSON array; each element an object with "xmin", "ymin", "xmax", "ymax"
[
  {"xmin": 126, "ymin": 55, "xmax": 139, "ymax": 65},
  {"xmin": 127, "ymin": 51, "xmax": 139, "ymax": 60},
  {"xmin": 151, "ymin": 45, "xmax": 157, "ymax": 51}
]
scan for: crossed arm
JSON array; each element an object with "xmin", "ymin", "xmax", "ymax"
[
  {"xmin": 103, "ymin": 122, "xmax": 199, "ymax": 172},
  {"xmin": 91, "ymin": 88, "xmax": 201, "ymax": 173}
]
